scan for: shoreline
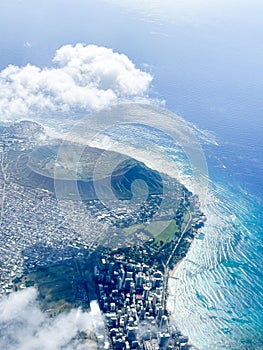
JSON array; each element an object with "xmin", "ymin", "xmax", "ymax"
[
  {"xmin": 167, "ymin": 259, "xmax": 200, "ymax": 350},
  {"xmin": 168, "ymin": 259, "xmax": 183, "ymax": 278},
  {"xmin": 166, "ymin": 235, "xmax": 203, "ymax": 350}
]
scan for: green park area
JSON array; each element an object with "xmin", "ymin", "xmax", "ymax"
[
  {"xmin": 15, "ymin": 257, "xmax": 96, "ymax": 315},
  {"xmin": 124, "ymin": 204, "xmax": 190, "ymax": 247}
]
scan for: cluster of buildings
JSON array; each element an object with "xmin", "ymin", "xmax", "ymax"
[
  {"xmin": 0, "ymin": 121, "xmax": 201, "ymax": 350},
  {"xmin": 0, "ymin": 124, "xmax": 107, "ymax": 294},
  {"xmin": 85, "ymin": 195, "xmax": 163, "ymax": 229},
  {"xmin": 0, "ymin": 178, "xmax": 99, "ymax": 294},
  {"xmin": 0, "ymin": 121, "xmax": 191, "ymax": 295},
  {"xmin": 95, "ymin": 254, "xmax": 192, "ymax": 350}
]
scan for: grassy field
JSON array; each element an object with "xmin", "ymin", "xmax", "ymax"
[{"xmin": 124, "ymin": 219, "xmax": 179, "ymax": 245}]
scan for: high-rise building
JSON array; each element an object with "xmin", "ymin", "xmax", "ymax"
[
  {"xmin": 126, "ymin": 271, "xmax": 133, "ymax": 279},
  {"xmin": 135, "ymin": 272, "xmax": 145, "ymax": 288},
  {"xmin": 157, "ymin": 306, "xmax": 163, "ymax": 320},
  {"xmin": 130, "ymin": 282, "xmax": 135, "ymax": 294},
  {"xmin": 159, "ymin": 332, "xmax": 170, "ymax": 347},
  {"xmin": 117, "ymin": 276, "xmax": 123, "ymax": 290},
  {"xmin": 160, "ymin": 315, "xmax": 168, "ymax": 329},
  {"xmin": 127, "ymin": 326, "xmax": 138, "ymax": 342},
  {"xmin": 143, "ymin": 287, "xmax": 150, "ymax": 301},
  {"xmin": 123, "ymin": 278, "xmax": 133, "ymax": 291}
]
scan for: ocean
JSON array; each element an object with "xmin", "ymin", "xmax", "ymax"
[
  {"xmin": 147, "ymin": 8, "xmax": 263, "ymax": 347},
  {"xmin": 0, "ymin": 1, "xmax": 262, "ymax": 348},
  {"xmin": 168, "ymin": 143, "xmax": 263, "ymax": 349},
  {"xmin": 161, "ymin": 39, "xmax": 263, "ymax": 347}
]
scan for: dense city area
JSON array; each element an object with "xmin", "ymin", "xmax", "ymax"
[{"xmin": 95, "ymin": 252, "xmax": 194, "ymax": 349}]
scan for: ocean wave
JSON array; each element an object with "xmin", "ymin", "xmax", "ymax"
[{"xmin": 168, "ymin": 182, "xmax": 263, "ymax": 349}]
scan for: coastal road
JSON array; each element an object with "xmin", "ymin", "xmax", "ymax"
[{"xmin": 162, "ymin": 195, "xmax": 193, "ymax": 310}]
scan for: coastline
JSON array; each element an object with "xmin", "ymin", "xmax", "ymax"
[
  {"xmin": 167, "ymin": 259, "xmax": 200, "ymax": 350},
  {"xmin": 166, "ymin": 226, "xmax": 204, "ymax": 350},
  {"xmin": 168, "ymin": 259, "xmax": 183, "ymax": 278}
]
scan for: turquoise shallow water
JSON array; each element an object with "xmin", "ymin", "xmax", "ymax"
[{"xmin": 169, "ymin": 177, "xmax": 263, "ymax": 349}]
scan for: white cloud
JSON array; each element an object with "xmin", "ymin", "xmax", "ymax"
[
  {"xmin": 23, "ymin": 42, "xmax": 32, "ymax": 48},
  {"xmin": 0, "ymin": 43, "xmax": 153, "ymax": 121},
  {"xmin": 0, "ymin": 287, "xmax": 105, "ymax": 350}
]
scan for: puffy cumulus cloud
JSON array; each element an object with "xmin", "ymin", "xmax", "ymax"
[
  {"xmin": 0, "ymin": 287, "xmax": 106, "ymax": 350},
  {"xmin": 0, "ymin": 43, "xmax": 153, "ymax": 121}
]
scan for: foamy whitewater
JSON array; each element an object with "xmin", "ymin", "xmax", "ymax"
[{"xmin": 168, "ymin": 182, "xmax": 263, "ymax": 349}]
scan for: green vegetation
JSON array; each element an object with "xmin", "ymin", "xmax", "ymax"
[
  {"xmin": 153, "ymin": 220, "xmax": 179, "ymax": 244},
  {"xmin": 28, "ymin": 144, "xmax": 116, "ymax": 181},
  {"xmin": 112, "ymin": 225, "xmax": 195, "ymax": 272},
  {"xmin": 124, "ymin": 219, "xmax": 179, "ymax": 245},
  {"xmin": 15, "ymin": 257, "xmax": 96, "ymax": 315},
  {"xmin": 10, "ymin": 144, "xmax": 163, "ymax": 200}
]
